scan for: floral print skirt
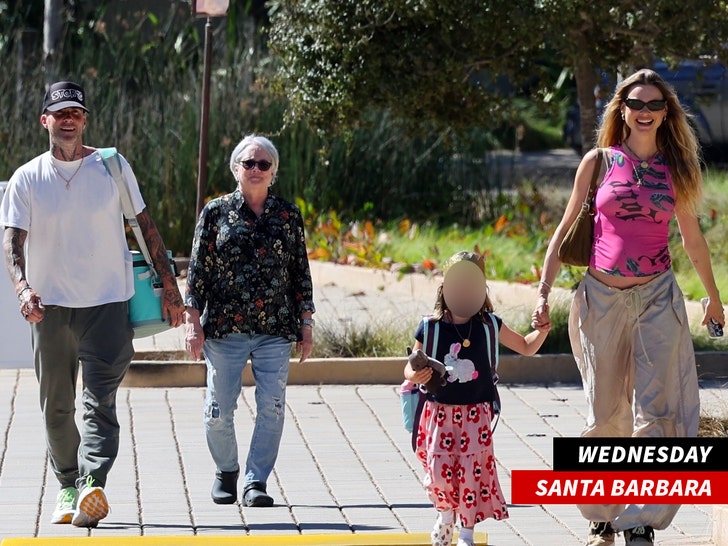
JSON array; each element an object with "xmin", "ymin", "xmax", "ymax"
[{"xmin": 415, "ymin": 400, "xmax": 509, "ymax": 527}]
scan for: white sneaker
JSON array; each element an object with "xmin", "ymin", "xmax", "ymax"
[
  {"xmin": 431, "ymin": 512, "xmax": 455, "ymax": 546},
  {"xmin": 50, "ymin": 487, "xmax": 78, "ymax": 524},
  {"xmin": 588, "ymin": 521, "xmax": 616, "ymax": 546},
  {"xmin": 71, "ymin": 477, "xmax": 109, "ymax": 528},
  {"xmin": 457, "ymin": 538, "xmax": 476, "ymax": 546}
]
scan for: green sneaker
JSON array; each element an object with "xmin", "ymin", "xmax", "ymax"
[
  {"xmin": 51, "ymin": 487, "xmax": 78, "ymax": 524},
  {"xmin": 71, "ymin": 476, "xmax": 109, "ymax": 528}
]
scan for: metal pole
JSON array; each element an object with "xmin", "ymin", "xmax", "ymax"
[{"xmin": 196, "ymin": 17, "xmax": 213, "ymax": 219}]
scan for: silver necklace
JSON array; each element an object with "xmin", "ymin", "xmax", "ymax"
[
  {"xmin": 629, "ymin": 159, "xmax": 644, "ymax": 187},
  {"xmin": 622, "ymin": 141, "xmax": 657, "ymax": 187},
  {"xmin": 51, "ymin": 155, "xmax": 85, "ymax": 190},
  {"xmin": 622, "ymin": 141, "xmax": 654, "ymax": 169}
]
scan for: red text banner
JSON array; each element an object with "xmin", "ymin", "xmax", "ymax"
[{"xmin": 511, "ymin": 470, "xmax": 728, "ymax": 504}]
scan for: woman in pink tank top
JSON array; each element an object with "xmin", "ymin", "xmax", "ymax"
[{"xmin": 532, "ymin": 69, "xmax": 724, "ymax": 546}]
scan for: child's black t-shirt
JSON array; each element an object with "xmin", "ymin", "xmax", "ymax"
[{"xmin": 414, "ymin": 315, "xmax": 501, "ymax": 406}]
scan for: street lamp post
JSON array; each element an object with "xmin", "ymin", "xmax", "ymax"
[{"xmin": 192, "ymin": 0, "xmax": 229, "ymax": 220}]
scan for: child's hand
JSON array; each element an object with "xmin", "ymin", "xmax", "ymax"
[
  {"xmin": 533, "ymin": 320, "xmax": 552, "ymax": 333},
  {"xmin": 411, "ymin": 366, "xmax": 434, "ymax": 385},
  {"xmin": 531, "ymin": 298, "xmax": 551, "ymax": 331}
]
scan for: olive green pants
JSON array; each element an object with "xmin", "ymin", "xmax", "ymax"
[{"xmin": 31, "ymin": 302, "xmax": 134, "ymax": 491}]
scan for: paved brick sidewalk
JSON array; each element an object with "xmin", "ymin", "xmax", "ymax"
[{"xmin": 0, "ymin": 368, "xmax": 724, "ymax": 544}]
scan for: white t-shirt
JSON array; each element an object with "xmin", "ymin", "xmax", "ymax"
[{"xmin": 0, "ymin": 150, "xmax": 146, "ymax": 308}]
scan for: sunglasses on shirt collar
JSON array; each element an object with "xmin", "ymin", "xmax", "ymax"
[
  {"xmin": 623, "ymin": 98, "xmax": 667, "ymax": 112},
  {"xmin": 237, "ymin": 159, "xmax": 273, "ymax": 171}
]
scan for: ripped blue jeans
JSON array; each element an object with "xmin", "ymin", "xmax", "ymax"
[{"xmin": 203, "ymin": 333, "xmax": 292, "ymax": 487}]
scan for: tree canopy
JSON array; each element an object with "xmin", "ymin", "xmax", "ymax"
[
  {"xmin": 268, "ymin": 0, "xmax": 728, "ymax": 150},
  {"xmin": 268, "ymin": 0, "xmax": 547, "ymax": 136}
]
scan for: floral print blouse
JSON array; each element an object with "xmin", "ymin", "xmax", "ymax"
[{"xmin": 185, "ymin": 190, "xmax": 315, "ymax": 341}]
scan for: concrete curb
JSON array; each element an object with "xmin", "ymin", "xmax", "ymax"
[
  {"xmin": 122, "ymin": 351, "xmax": 728, "ymax": 388},
  {"xmin": 121, "ymin": 354, "xmax": 582, "ymax": 388}
]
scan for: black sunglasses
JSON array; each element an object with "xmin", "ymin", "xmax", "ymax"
[
  {"xmin": 624, "ymin": 98, "xmax": 667, "ymax": 112},
  {"xmin": 238, "ymin": 159, "xmax": 273, "ymax": 171}
]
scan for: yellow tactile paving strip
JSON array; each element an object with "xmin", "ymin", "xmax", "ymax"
[{"xmin": 2, "ymin": 533, "xmax": 488, "ymax": 545}]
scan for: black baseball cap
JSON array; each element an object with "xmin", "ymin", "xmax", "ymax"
[{"xmin": 41, "ymin": 81, "xmax": 89, "ymax": 114}]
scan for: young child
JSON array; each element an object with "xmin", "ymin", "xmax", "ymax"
[{"xmin": 404, "ymin": 251, "xmax": 551, "ymax": 546}]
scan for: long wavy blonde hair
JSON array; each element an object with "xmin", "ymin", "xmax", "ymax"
[{"xmin": 596, "ymin": 68, "xmax": 703, "ymax": 216}]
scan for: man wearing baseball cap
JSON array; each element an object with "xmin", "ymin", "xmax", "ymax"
[
  {"xmin": 0, "ymin": 81, "xmax": 185, "ymax": 528},
  {"xmin": 41, "ymin": 81, "xmax": 89, "ymax": 113}
]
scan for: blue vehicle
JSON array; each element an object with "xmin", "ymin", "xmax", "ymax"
[{"xmin": 563, "ymin": 59, "xmax": 728, "ymax": 156}]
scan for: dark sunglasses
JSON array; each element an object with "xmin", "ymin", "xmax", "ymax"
[
  {"xmin": 238, "ymin": 159, "xmax": 273, "ymax": 171},
  {"xmin": 624, "ymin": 98, "xmax": 667, "ymax": 112}
]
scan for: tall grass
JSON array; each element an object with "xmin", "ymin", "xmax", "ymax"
[
  {"xmin": 309, "ymin": 295, "xmax": 727, "ymax": 358},
  {"xmin": 312, "ymin": 317, "xmax": 417, "ymax": 359}
]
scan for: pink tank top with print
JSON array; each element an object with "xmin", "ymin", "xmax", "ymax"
[{"xmin": 590, "ymin": 145, "xmax": 674, "ymax": 277}]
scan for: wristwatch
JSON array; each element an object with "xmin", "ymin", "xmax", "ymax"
[{"xmin": 301, "ymin": 318, "xmax": 315, "ymax": 328}]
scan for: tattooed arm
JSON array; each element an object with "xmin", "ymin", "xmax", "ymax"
[
  {"xmin": 136, "ymin": 209, "xmax": 185, "ymax": 327},
  {"xmin": 3, "ymin": 227, "xmax": 44, "ymax": 322},
  {"xmin": 3, "ymin": 227, "xmax": 27, "ymax": 292}
]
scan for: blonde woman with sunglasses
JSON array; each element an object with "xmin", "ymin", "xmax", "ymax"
[{"xmin": 532, "ymin": 69, "xmax": 723, "ymax": 546}]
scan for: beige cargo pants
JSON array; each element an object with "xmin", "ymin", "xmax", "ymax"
[{"xmin": 569, "ymin": 269, "xmax": 699, "ymax": 531}]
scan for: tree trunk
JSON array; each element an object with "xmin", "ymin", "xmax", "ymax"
[
  {"xmin": 572, "ymin": 41, "xmax": 598, "ymax": 155},
  {"xmin": 43, "ymin": 0, "xmax": 63, "ymax": 84},
  {"xmin": 15, "ymin": 29, "xmax": 40, "ymax": 116}
]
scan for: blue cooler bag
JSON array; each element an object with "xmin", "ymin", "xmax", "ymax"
[
  {"xmin": 129, "ymin": 250, "xmax": 175, "ymax": 338},
  {"xmin": 399, "ymin": 380, "xmax": 421, "ymax": 433},
  {"xmin": 99, "ymin": 147, "xmax": 178, "ymax": 339}
]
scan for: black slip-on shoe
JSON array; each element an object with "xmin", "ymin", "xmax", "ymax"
[
  {"xmin": 243, "ymin": 482, "xmax": 274, "ymax": 507},
  {"xmin": 211, "ymin": 470, "xmax": 239, "ymax": 504}
]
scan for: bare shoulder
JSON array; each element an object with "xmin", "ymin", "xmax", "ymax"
[
  {"xmin": 576, "ymin": 147, "xmax": 611, "ymax": 181},
  {"xmin": 581, "ymin": 147, "xmax": 608, "ymax": 165}
]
